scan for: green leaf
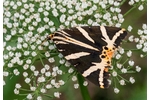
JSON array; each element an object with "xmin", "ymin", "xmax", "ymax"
[{"xmin": 77, "ymin": 74, "xmax": 91, "ymax": 100}]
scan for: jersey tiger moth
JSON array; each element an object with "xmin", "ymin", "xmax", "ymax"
[{"xmin": 47, "ymin": 26, "xmax": 127, "ymax": 88}]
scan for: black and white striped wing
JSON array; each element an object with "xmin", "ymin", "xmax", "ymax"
[{"xmin": 49, "ymin": 26, "xmax": 127, "ymax": 88}]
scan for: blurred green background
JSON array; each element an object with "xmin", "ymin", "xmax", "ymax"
[{"xmin": 3, "ymin": 1, "xmax": 147, "ymax": 100}]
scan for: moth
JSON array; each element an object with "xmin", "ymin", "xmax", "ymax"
[{"xmin": 47, "ymin": 26, "xmax": 127, "ymax": 88}]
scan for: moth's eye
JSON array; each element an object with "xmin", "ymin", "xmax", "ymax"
[
  {"xmin": 51, "ymin": 34, "xmax": 55, "ymax": 38},
  {"xmin": 104, "ymin": 46, "xmax": 108, "ymax": 50},
  {"xmin": 47, "ymin": 34, "xmax": 54, "ymax": 40}
]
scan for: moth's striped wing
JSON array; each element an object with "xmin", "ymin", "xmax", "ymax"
[{"xmin": 49, "ymin": 26, "xmax": 127, "ymax": 88}]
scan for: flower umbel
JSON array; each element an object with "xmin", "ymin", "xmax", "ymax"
[{"xmin": 3, "ymin": 0, "xmax": 146, "ymax": 100}]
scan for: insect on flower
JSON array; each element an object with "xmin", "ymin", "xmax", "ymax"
[{"xmin": 47, "ymin": 26, "xmax": 127, "ymax": 88}]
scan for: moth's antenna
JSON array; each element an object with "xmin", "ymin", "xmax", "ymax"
[{"xmin": 41, "ymin": 34, "xmax": 54, "ymax": 46}]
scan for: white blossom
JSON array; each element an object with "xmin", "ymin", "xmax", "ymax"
[
  {"xmin": 140, "ymin": 54, "xmax": 144, "ymax": 58},
  {"xmin": 119, "ymin": 48, "xmax": 124, "ymax": 54},
  {"xmin": 138, "ymin": 5, "xmax": 144, "ymax": 11},
  {"xmin": 57, "ymin": 70, "xmax": 63, "ymax": 75},
  {"xmin": 142, "ymin": 46, "xmax": 147, "ymax": 52},
  {"xmin": 31, "ymin": 45, "xmax": 36, "ymax": 50},
  {"xmin": 3, "ymin": 71, "xmax": 9, "ymax": 76},
  {"xmin": 52, "ymin": 66, "xmax": 58, "ymax": 72},
  {"xmin": 44, "ymin": 64, "xmax": 50, "ymax": 70},
  {"xmin": 117, "ymin": 63, "xmax": 122, "ymax": 69},
  {"xmin": 37, "ymin": 76, "xmax": 45, "ymax": 83},
  {"xmin": 129, "ymin": 0, "xmax": 134, "ymax": 5},
  {"xmin": 68, "ymin": 68, "xmax": 74, "ymax": 73},
  {"xmin": 13, "ymin": 69, "xmax": 20, "ymax": 75},
  {"xmin": 54, "ymin": 92, "xmax": 61, "ymax": 98},
  {"xmin": 59, "ymin": 59, "xmax": 65, "ymax": 64},
  {"xmin": 138, "ymin": 29, "xmax": 143, "ymax": 35},
  {"xmin": 72, "ymin": 76, "xmax": 77, "ymax": 81},
  {"xmin": 142, "ymin": 24, "xmax": 147, "ymax": 30},
  {"xmin": 23, "ymin": 72, "xmax": 28, "ymax": 77},
  {"xmin": 27, "ymin": 94, "xmax": 33, "ymax": 100},
  {"xmin": 128, "ymin": 25, "xmax": 133, "ymax": 32},
  {"xmin": 30, "ymin": 86, "xmax": 36, "ymax": 91},
  {"xmin": 26, "ymin": 59, "xmax": 31, "ymax": 64},
  {"xmin": 119, "ymin": 80, "xmax": 125, "ymax": 85},
  {"xmin": 128, "ymin": 60, "xmax": 134, "ymax": 66},
  {"xmin": 14, "ymin": 88, "xmax": 19, "ymax": 94},
  {"xmin": 41, "ymin": 68, "xmax": 46, "ymax": 74},
  {"xmin": 46, "ymin": 84, "xmax": 52, "ymax": 89},
  {"xmin": 45, "ymin": 72, "xmax": 51, "ymax": 77},
  {"xmin": 31, "ymin": 51, "xmax": 37, "ymax": 57},
  {"xmin": 5, "ymin": 35, "xmax": 12, "ymax": 41},
  {"xmin": 127, "ymin": 50, "xmax": 132, "ymax": 57},
  {"xmin": 37, "ymin": 96, "xmax": 42, "ymax": 100},
  {"xmin": 136, "ymin": 44, "xmax": 142, "ymax": 49},
  {"xmin": 121, "ymin": 68, "xmax": 127, "ymax": 73},
  {"xmin": 60, "ymin": 15, "xmax": 66, "ymax": 23},
  {"xmin": 134, "ymin": 38, "xmax": 139, "ymax": 42},
  {"xmin": 34, "ymin": 71, "xmax": 39, "ymax": 76},
  {"xmin": 65, "ymin": 61, "xmax": 71, "ymax": 67},
  {"xmin": 83, "ymin": 81, "xmax": 88, "ymax": 86},
  {"xmin": 129, "ymin": 77, "xmax": 135, "ymax": 84},
  {"xmin": 8, "ymin": 63, "xmax": 13, "ymax": 68},
  {"xmin": 74, "ymin": 84, "xmax": 79, "ymax": 89},
  {"xmin": 48, "ymin": 58, "xmax": 55, "ymax": 63},
  {"xmin": 136, "ymin": 66, "xmax": 141, "ymax": 72},
  {"xmin": 25, "ymin": 78, "xmax": 31, "ymax": 83},
  {"xmin": 128, "ymin": 35, "xmax": 134, "ymax": 42},
  {"xmin": 40, "ymin": 88, "xmax": 46, "ymax": 93},
  {"xmin": 112, "ymin": 71, "xmax": 117, "ymax": 77},
  {"xmin": 15, "ymin": 83, "xmax": 21, "ymax": 89},
  {"xmin": 115, "ymin": 54, "xmax": 121, "ymax": 59},
  {"xmin": 114, "ymin": 88, "xmax": 120, "ymax": 94},
  {"xmin": 59, "ymin": 80, "xmax": 65, "ymax": 85}
]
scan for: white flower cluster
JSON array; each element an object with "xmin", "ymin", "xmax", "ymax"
[
  {"xmin": 128, "ymin": 24, "xmax": 147, "ymax": 57},
  {"xmin": 53, "ymin": 0, "xmax": 125, "ymax": 27},
  {"xmin": 110, "ymin": 23, "xmax": 146, "ymax": 93},
  {"xmin": 3, "ymin": 0, "xmax": 77, "ymax": 99}
]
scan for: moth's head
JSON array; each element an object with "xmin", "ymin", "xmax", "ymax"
[{"xmin": 47, "ymin": 34, "xmax": 55, "ymax": 40}]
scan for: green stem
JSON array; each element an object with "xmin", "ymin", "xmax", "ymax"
[
  {"xmin": 123, "ymin": 5, "xmax": 137, "ymax": 17},
  {"xmin": 122, "ymin": 58, "xmax": 129, "ymax": 66},
  {"xmin": 77, "ymin": 74, "xmax": 91, "ymax": 100},
  {"xmin": 42, "ymin": 93, "xmax": 53, "ymax": 98},
  {"xmin": 19, "ymin": 88, "xmax": 33, "ymax": 92},
  {"xmin": 117, "ymin": 74, "xmax": 129, "ymax": 83},
  {"xmin": 119, "ymin": 0, "xmax": 127, "ymax": 7},
  {"xmin": 38, "ymin": 54, "xmax": 45, "ymax": 67}
]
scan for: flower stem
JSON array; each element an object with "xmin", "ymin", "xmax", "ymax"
[
  {"xmin": 119, "ymin": 0, "xmax": 126, "ymax": 6},
  {"xmin": 77, "ymin": 74, "xmax": 91, "ymax": 100},
  {"xmin": 123, "ymin": 4, "xmax": 137, "ymax": 17}
]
